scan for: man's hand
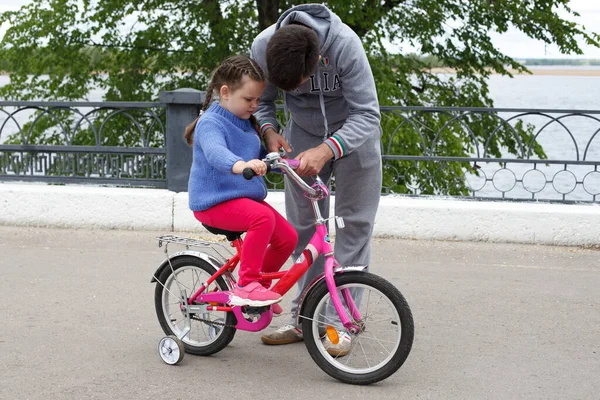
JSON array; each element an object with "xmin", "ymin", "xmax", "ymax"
[
  {"xmin": 264, "ymin": 128, "xmax": 292, "ymax": 154},
  {"xmin": 294, "ymin": 143, "xmax": 334, "ymax": 176}
]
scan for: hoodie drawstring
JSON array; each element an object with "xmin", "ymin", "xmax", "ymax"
[
  {"xmin": 283, "ymin": 92, "xmax": 291, "ymax": 141},
  {"xmin": 316, "ymin": 72, "xmax": 329, "ymax": 139}
]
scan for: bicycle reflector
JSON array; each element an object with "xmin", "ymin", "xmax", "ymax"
[{"xmin": 326, "ymin": 325, "xmax": 340, "ymax": 345}]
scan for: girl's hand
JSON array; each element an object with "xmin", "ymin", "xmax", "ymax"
[
  {"xmin": 246, "ymin": 159, "xmax": 268, "ymax": 176},
  {"xmin": 232, "ymin": 159, "xmax": 267, "ymax": 176}
]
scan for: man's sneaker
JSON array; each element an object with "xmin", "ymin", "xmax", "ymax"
[
  {"xmin": 322, "ymin": 331, "xmax": 352, "ymax": 357},
  {"xmin": 229, "ymin": 281, "xmax": 282, "ymax": 307},
  {"xmin": 261, "ymin": 324, "xmax": 303, "ymax": 345}
]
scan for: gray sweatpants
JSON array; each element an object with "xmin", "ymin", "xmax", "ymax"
[{"xmin": 283, "ymin": 122, "xmax": 382, "ymax": 326}]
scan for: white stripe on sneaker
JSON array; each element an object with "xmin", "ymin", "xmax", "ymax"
[{"xmin": 228, "ymin": 295, "xmax": 282, "ymax": 307}]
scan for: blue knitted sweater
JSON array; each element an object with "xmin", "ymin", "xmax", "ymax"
[{"xmin": 188, "ymin": 102, "xmax": 267, "ymax": 211}]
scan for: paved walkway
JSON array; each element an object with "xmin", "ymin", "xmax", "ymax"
[{"xmin": 0, "ymin": 226, "xmax": 598, "ymax": 399}]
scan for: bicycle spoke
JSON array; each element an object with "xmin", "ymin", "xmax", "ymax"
[
  {"xmin": 300, "ymin": 312, "xmax": 345, "ymax": 332},
  {"xmin": 363, "ymin": 289, "xmax": 372, "ymax": 320},
  {"xmin": 167, "ymin": 309, "xmax": 179, "ymax": 322},
  {"xmin": 196, "ymin": 319, "xmax": 210, "ymax": 342},
  {"xmin": 354, "ymin": 334, "xmax": 397, "ymax": 345},
  {"xmin": 357, "ymin": 338, "xmax": 371, "ymax": 369},
  {"xmin": 361, "ymin": 295, "xmax": 388, "ymax": 323},
  {"xmin": 173, "ymin": 273, "xmax": 194, "ymax": 293},
  {"xmin": 192, "ymin": 269, "xmax": 202, "ymax": 291},
  {"xmin": 363, "ymin": 316, "xmax": 396, "ymax": 324},
  {"xmin": 315, "ymin": 309, "xmax": 345, "ymax": 330},
  {"xmin": 172, "ymin": 316, "xmax": 186, "ymax": 329}
]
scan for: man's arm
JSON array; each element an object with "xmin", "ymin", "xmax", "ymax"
[
  {"xmin": 322, "ymin": 31, "xmax": 381, "ymax": 161},
  {"xmin": 251, "ymin": 35, "xmax": 293, "ymax": 153},
  {"xmin": 250, "ymin": 34, "xmax": 280, "ymax": 137}
]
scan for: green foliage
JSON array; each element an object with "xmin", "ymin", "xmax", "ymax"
[{"xmin": 1, "ymin": 0, "xmax": 598, "ymax": 193}]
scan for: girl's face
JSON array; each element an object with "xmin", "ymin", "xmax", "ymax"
[{"xmin": 219, "ymin": 76, "xmax": 266, "ymax": 120}]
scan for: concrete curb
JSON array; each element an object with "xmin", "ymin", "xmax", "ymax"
[{"xmin": 1, "ymin": 182, "xmax": 599, "ymax": 246}]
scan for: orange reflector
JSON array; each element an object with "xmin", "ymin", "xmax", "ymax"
[{"xmin": 326, "ymin": 325, "xmax": 340, "ymax": 345}]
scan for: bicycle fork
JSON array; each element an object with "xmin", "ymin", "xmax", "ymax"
[
  {"xmin": 323, "ymin": 256, "xmax": 363, "ymax": 334},
  {"xmin": 273, "ymin": 223, "xmax": 363, "ymax": 334}
]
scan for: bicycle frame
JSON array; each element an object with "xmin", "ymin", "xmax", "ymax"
[{"xmin": 166, "ymin": 153, "xmax": 363, "ymax": 334}]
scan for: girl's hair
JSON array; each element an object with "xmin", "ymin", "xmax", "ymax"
[{"xmin": 184, "ymin": 55, "xmax": 265, "ymax": 146}]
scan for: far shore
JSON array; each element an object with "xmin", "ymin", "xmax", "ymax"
[
  {"xmin": 2, "ymin": 68, "xmax": 600, "ymax": 78},
  {"xmin": 428, "ymin": 67, "xmax": 600, "ymax": 76}
]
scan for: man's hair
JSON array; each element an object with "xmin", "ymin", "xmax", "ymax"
[{"xmin": 266, "ymin": 24, "xmax": 320, "ymax": 91}]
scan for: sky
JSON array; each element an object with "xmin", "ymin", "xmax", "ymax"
[
  {"xmin": 488, "ymin": 0, "xmax": 600, "ymax": 59},
  {"xmin": 1, "ymin": 0, "xmax": 600, "ymax": 59}
]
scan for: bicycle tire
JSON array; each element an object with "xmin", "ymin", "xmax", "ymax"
[
  {"xmin": 154, "ymin": 256, "xmax": 236, "ymax": 356},
  {"xmin": 301, "ymin": 272, "xmax": 414, "ymax": 385}
]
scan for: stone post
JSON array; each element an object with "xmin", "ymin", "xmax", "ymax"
[{"xmin": 159, "ymin": 89, "xmax": 205, "ymax": 192}]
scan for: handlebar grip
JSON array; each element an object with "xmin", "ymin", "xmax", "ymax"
[
  {"xmin": 243, "ymin": 168, "xmax": 256, "ymax": 180},
  {"xmin": 285, "ymin": 159, "xmax": 301, "ymax": 169},
  {"xmin": 243, "ymin": 165, "xmax": 271, "ymax": 180}
]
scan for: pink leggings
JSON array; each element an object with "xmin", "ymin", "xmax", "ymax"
[{"xmin": 193, "ymin": 198, "xmax": 298, "ymax": 287}]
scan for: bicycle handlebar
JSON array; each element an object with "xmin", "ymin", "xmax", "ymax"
[
  {"xmin": 242, "ymin": 152, "xmax": 324, "ymax": 199},
  {"xmin": 272, "ymin": 159, "xmax": 319, "ymax": 197},
  {"xmin": 242, "ymin": 165, "xmax": 271, "ymax": 180}
]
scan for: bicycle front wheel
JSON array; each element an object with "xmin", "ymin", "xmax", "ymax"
[{"xmin": 301, "ymin": 272, "xmax": 414, "ymax": 385}]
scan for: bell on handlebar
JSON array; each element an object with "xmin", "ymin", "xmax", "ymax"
[{"xmin": 265, "ymin": 152, "xmax": 280, "ymax": 162}]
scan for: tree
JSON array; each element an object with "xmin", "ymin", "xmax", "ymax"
[{"xmin": 1, "ymin": 0, "xmax": 598, "ymax": 194}]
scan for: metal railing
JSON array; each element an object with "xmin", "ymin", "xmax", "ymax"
[
  {"xmin": 1, "ymin": 94, "xmax": 599, "ymax": 203},
  {"xmin": 376, "ymin": 106, "xmax": 600, "ymax": 203},
  {"xmin": 0, "ymin": 101, "xmax": 167, "ymax": 187}
]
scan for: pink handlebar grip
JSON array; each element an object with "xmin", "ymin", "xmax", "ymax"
[{"xmin": 285, "ymin": 159, "xmax": 300, "ymax": 169}]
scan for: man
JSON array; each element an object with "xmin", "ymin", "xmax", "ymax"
[{"xmin": 250, "ymin": 3, "xmax": 382, "ymax": 354}]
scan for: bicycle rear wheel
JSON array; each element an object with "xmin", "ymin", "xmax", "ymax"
[
  {"xmin": 301, "ymin": 272, "xmax": 414, "ymax": 385},
  {"xmin": 154, "ymin": 256, "xmax": 236, "ymax": 356}
]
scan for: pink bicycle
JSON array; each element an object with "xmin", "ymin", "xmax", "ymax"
[{"xmin": 151, "ymin": 152, "xmax": 414, "ymax": 385}]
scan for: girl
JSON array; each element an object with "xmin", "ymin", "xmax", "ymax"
[{"xmin": 184, "ymin": 55, "xmax": 298, "ymax": 308}]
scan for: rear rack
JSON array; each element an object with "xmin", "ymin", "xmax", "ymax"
[{"xmin": 156, "ymin": 234, "xmax": 234, "ymax": 260}]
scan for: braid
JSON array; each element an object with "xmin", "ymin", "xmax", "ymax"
[
  {"xmin": 248, "ymin": 58, "xmax": 263, "ymax": 81},
  {"xmin": 185, "ymin": 55, "xmax": 266, "ymax": 146},
  {"xmin": 184, "ymin": 116, "xmax": 199, "ymax": 146},
  {"xmin": 202, "ymin": 81, "xmax": 217, "ymax": 111},
  {"xmin": 184, "ymin": 81, "xmax": 217, "ymax": 146}
]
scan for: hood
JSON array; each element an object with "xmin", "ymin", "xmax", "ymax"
[{"xmin": 275, "ymin": 3, "xmax": 342, "ymax": 55}]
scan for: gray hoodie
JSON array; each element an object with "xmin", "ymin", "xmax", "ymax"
[{"xmin": 250, "ymin": 3, "xmax": 381, "ymax": 160}]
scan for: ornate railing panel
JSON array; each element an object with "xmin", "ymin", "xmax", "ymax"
[
  {"xmin": 379, "ymin": 107, "xmax": 600, "ymax": 203},
  {"xmin": 0, "ymin": 101, "xmax": 167, "ymax": 187}
]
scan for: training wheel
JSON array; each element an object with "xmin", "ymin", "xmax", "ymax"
[{"xmin": 158, "ymin": 335, "xmax": 185, "ymax": 365}]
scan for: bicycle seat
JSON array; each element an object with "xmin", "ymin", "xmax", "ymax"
[{"xmin": 202, "ymin": 224, "xmax": 244, "ymax": 241}]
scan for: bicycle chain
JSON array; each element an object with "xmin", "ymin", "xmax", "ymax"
[
  {"xmin": 189, "ymin": 314, "xmax": 235, "ymax": 328},
  {"xmin": 189, "ymin": 310, "xmax": 278, "ymax": 328}
]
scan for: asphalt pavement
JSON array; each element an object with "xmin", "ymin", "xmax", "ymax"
[{"xmin": 0, "ymin": 226, "xmax": 598, "ymax": 400}]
